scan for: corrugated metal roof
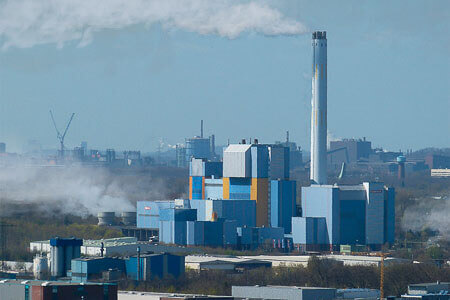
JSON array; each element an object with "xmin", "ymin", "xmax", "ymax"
[{"xmin": 224, "ymin": 144, "xmax": 252, "ymax": 153}]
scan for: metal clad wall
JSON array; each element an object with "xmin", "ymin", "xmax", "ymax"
[
  {"xmin": 212, "ymin": 200, "xmax": 256, "ymax": 227},
  {"xmin": 385, "ymin": 187, "xmax": 395, "ymax": 244},
  {"xmin": 292, "ymin": 217, "xmax": 307, "ymax": 244},
  {"xmin": 301, "ymin": 186, "xmax": 339, "ymax": 245},
  {"xmin": 205, "ymin": 178, "xmax": 223, "ymax": 200},
  {"xmin": 167, "ymin": 254, "xmax": 185, "ymax": 278},
  {"xmin": 190, "ymin": 158, "xmax": 205, "ymax": 176},
  {"xmin": 364, "ymin": 183, "xmax": 385, "ymax": 245},
  {"xmin": 223, "ymin": 177, "xmax": 230, "ymax": 199},
  {"xmin": 204, "ymin": 161, "xmax": 223, "ymax": 178},
  {"xmin": 292, "ymin": 217, "xmax": 328, "ymax": 245},
  {"xmin": 159, "ymin": 221, "xmax": 174, "ymax": 244},
  {"xmin": 203, "ymin": 221, "xmax": 224, "ymax": 246},
  {"xmin": 269, "ymin": 146, "xmax": 289, "ymax": 180},
  {"xmin": 270, "ymin": 181, "xmax": 279, "ymax": 229},
  {"xmin": 190, "ymin": 200, "xmax": 207, "ymax": 221},
  {"xmin": 0, "ymin": 284, "xmax": 25, "ymax": 300},
  {"xmin": 251, "ymin": 178, "xmax": 269, "ymax": 227},
  {"xmin": 230, "ymin": 177, "xmax": 251, "ymax": 199},
  {"xmin": 160, "ymin": 208, "xmax": 197, "ymax": 222},
  {"xmin": 174, "ymin": 221, "xmax": 188, "ymax": 245},
  {"xmin": 223, "ymin": 220, "xmax": 238, "ymax": 246},
  {"xmin": 339, "ymin": 200, "xmax": 365, "ymax": 245},
  {"xmin": 251, "ymin": 145, "xmax": 269, "ymax": 178},
  {"xmin": 277, "ymin": 180, "xmax": 296, "ymax": 233},
  {"xmin": 137, "ymin": 200, "xmax": 175, "ymax": 229},
  {"xmin": 191, "ymin": 176, "xmax": 204, "ymax": 199},
  {"xmin": 223, "ymin": 145, "xmax": 252, "ymax": 178},
  {"xmin": 258, "ymin": 227, "xmax": 284, "ymax": 243}
]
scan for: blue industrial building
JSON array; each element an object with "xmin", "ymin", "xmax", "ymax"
[
  {"xmin": 70, "ymin": 253, "xmax": 185, "ymax": 282},
  {"xmin": 137, "ymin": 200, "xmax": 175, "ymax": 229},
  {"xmin": 125, "ymin": 253, "xmax": 185, "ymax": 281},
  {"xmin": 293, "ymin": 183, "xmax": 395, "ymax": 250},
  {"xmin": 270, "ymin": 180, "xmax": 296, "ymax": 233},
  {"xmin": 136, "ymin": 141, "xmax": 296, "ymax": 249},
  {"xmin": 71, "ymin": 257, "xmax": 125, "ymax": 282}
]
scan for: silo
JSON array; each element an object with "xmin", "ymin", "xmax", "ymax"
[
  {"xmin": 98, "ymin": 212, "xmax": 115, "ymax": 226},
  {"xmin": 49, "ymin": 237, "xmax": 83, "ymax": 278},
  {"xmin": 310, "ymin": 31, "xmax": 328, "ymax": 185},
  {"xmin": 33, "ymin": 255, "xmax": 48, "ymax": 280},
  {"xmin": 121, "ymin": 211, "xmax": 137, "ymax": 226}
]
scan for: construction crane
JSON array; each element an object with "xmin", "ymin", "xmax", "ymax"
[
  {"xmin": 349, "ymin": 251, "xmax": 386, "ymax": 298},
  {"xmin": 49, "ymin": 110, "xmax": 75, "ymax": 158}
]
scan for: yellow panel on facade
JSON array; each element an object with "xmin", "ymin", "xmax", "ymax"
[
  {"xmin": 223, "ymin": 177, "xmax": 230, "ymax": 200},
  {"xmin": 251, "ymin": 178, "xmax": 269, "ymax": 227},
  {"xmin": 202, "ymin": 177, "xmax": 205, "ymax": 200},
  {"xmin": 189, "ymin": 176, "xmax": 193, "ymax": 200}
]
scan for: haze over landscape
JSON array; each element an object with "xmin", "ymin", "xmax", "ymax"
[{"xmin": 0, "ymin": 0, "xmax": 448, "ymax": 153}]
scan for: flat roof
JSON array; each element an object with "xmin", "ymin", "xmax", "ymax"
[{"xmin": 0, "ymin": 279, "xmax": 114, "ymax": 287}]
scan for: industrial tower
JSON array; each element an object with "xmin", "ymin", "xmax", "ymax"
[{"xmin": 310, "ymin": 31, "xmax": 327, "ymax": 185}]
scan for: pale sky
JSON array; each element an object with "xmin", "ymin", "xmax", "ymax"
[{"xmin": 0, "ymin": 0, "xmax": 448, "ymax": 153}]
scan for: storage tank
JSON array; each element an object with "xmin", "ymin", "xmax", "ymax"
[
  {"xmin": 98, "ymin": 212, "xmax": 115, "ymax": 226},
  {"xmin": 121, "ymin": 211, "xmax": 136, "ymax": 226},
  {"xmin": 33, "ymin": 255, "xmax": 48, "ymax": 280},
  {"xmin": 49, "ymin": 237, "xmax": 83, "ymax": 277}
]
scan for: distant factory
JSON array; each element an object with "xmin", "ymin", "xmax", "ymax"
[{"xmin": 132, "ymin": 31, "xmax": 396, "ymax": 252}]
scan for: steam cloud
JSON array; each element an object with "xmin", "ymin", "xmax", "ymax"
[
  {"xmin": 0, "ymin": 0, "xmax": 307, "ymax": 49},
  {"xmin": 0, "ymin": 165, "xmax": 177, "ymax": 217},
  {"xmin": 401, "ymin": 193, "xmax": 450, "ymax": 239}
]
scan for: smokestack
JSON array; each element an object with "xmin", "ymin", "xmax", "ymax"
[
  {"xmin": 201, "ymin": 120, "xmax": 204, "ymax": 138},
  {"xmin": 286, "ymin": 131, "xmax": 289, "ymax": 143},
  {"xmin": 310, "ymin": 31, "xmax": 327, "ymax": 185}
]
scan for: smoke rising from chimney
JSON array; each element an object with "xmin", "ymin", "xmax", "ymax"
[{"xmin": 0, "ymin": 0, "xmax": 308, "ymax": 49}]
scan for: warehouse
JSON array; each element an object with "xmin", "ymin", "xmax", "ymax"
[
  {"xmin": 0, "ymin": 279, "xmax": 117, "ymax": 300},
  {"xmin": 30, "ymin": 237, "xmax": 198, "ymax": 257}
]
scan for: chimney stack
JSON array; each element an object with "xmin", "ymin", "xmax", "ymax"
[{"xmin": 310, "ymin": 31, "xmax": 327, "ymax": 185}]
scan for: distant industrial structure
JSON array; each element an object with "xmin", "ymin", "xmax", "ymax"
[
  {"xmin": 137, "ymin": 139, "xmax": 296, "ymax": 248},
  {"xmin": 131, "ymin": 31, "xmax": 397, "ymax": 252}
]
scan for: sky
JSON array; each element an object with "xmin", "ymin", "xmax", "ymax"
[{"xmin": 0, "ymin": 0, "xmax": 448, "ymax": 153}]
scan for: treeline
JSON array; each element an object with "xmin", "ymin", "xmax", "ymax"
[
  {"xmin": 119, "ymin": 257, "xmax": 450, "ymax": 297},
  {"xmin": 1, "ymin": 213, "xmax": 123, "ymax": 261}
]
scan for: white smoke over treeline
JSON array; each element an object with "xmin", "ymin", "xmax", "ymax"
[
  {"xmin": 0, "ymin": 0, "xmax": 307, "ymax": 49},
  {"xmin": 0, "ymin": 165, "xmax": 180, "ymax": 217},
  {"xmin": 401, "ymin": 192, "xmax": 450, "ymax": 239}
]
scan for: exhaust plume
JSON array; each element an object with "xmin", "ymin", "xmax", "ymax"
[
  {"xmin": 0, "ymin": 0, "xmax": 307, "ymax": 49},
  {"xmin": 0, "ymin": 165, "xmax": 182, "ymax": 217},
  {"xmin": 401, "ymin": 192, "xmax": 450, "ymax": 240}
]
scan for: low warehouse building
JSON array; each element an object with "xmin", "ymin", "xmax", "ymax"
[
  {"xmin": 232, "ymin": 285, "xmax": 336, "ymax": 300},
  {"xmin": 0, "ymin": 279, "xmax": 117, "ymax": 300}
]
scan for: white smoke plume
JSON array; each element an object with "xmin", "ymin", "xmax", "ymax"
[
  {"xmin": 401, "ymin": 193, "xmax": 450, "ymax": 240},
  {"xmin": 0, "ymin": 0, "xmax": 307, "ymax": 49},
  {"xmin": 0, "ymin": 165, "xmax": 179, "ymax": 217}
]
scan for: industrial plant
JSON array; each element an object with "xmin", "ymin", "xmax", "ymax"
[{"xmin": 0, "ymin": 29, "xmax": 448, "ymax": 300}]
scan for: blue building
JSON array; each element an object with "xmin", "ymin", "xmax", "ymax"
[
  {"xmin": 294, "ymin": 182, "xmax": 395, "ymax": 250},
  {"xmin": 71, "ymin": 257, "xmax": 125, "ymax": 282},
  {"xmin": 159, "ymin": 208, "xmax": 197, "ymax": 245},
  {"xmin": 125, "ymin": 253, "xmax": 185, "ymax": 281},
  {"xmin": 137, "ymin": 200, "xmax": 175, "ymax": 229},
  {"xmin": 270, "ymin": 180, "xmax": 296, "ymax": 233}
]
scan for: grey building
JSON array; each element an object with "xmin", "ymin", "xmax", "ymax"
[
  {"xmin": 329, "ymin": 138, "xmax": 372, "ymax": 166},
  {"xmin": 232, "ymin": 285, "xmax": 336, "ymax": 300}
]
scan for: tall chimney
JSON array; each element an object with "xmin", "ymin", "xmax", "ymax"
[
  {"xmin": 201, "ymin": 120, "xmax": 204, "ymax": 138},
  {"xmin": 310, "ymin": 31, "xmax": 327, "ymax": 185}
]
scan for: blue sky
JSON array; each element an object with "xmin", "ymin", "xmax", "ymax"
[{"xmin": 0, "ymin": 0, "xmax": 448, "ymax": 153}]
